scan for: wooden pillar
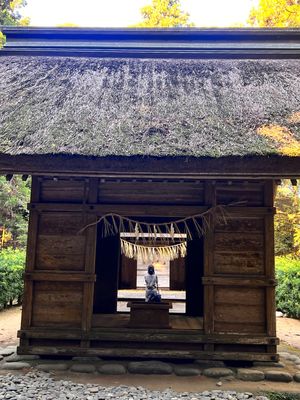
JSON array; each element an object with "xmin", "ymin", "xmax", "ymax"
[
  {"xmin": 264, "ymin": 181, "xmax": 276, "ymax": 339},
  {"xmin": 81, "ymin": 178, "xmax": 98, "ymax": 347},
  {"xmin": 203, "ymin": 181, "xmax": 215, "ymax": 335},
  {"xmin": 21, "ymin": 176, "xmax": 40, "ymax": 334}
]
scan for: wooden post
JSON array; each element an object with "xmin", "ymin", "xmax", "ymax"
[
  {"xmin": 21, "ymin": 176, "xmax": 40, "ymax": 331},
  {"xmin": 203, "ymin": 181, "xmax": 215, "ymax": 336},
  {"xmin": 264, "ymin": 181, "xmax": 276, "ymax": 338},
  {"xmin": 81, "ymin": 178, "xmax": 98, "ymax": 347}
]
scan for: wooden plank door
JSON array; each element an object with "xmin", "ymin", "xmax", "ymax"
[
  {"xmin": 170, "ymin": 257, "xmax": 186, "ymax": 290},
  {"xmin": 119, "ymin": 255, "xmax": 137, "ymax": 289}
]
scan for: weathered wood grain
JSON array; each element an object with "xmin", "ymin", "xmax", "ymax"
[
  {"xmin": 214, "ymin": 232, "xmax": 264, "ymax": 252},
  {"xmin": 38, "ymin": 213, "xmax": 84, "ymax": 235},
  {"xmin": 214, "ymin": 252, "xmax": 264, "ymax": 275},
  {"xmin": 98, "ymin": 180, "xmax": 205, "ymax": 205},
  {"xmin": 31, "ymin": 282, "xmax": 83, "ymax": 328},
  {"xmin": 214, "ymin": 287, "xmax": 264, "ymax": 305},
  {"xmin": 40, "ymin": 178, "xmax": 86, "ymax": 203},
  {"xmin": 119, "ymin": 255, "xmax": 137, "ymax": 289},
  {"xmin": 170, "ymin": 257, "xmax": 185, "ymax": 290},
  {"xmin": 17, "ymin": 346, "xmax": 278, "ymax": 361}
]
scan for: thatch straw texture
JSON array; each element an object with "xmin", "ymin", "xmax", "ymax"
[{"xmin": 0, "ymin": 57, "xmax": 299, "ymax": 157}]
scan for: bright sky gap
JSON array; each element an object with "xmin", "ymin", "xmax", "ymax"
[{"xmin": 22, "ymin": 0, "xmax": 259, "ymax": 28}]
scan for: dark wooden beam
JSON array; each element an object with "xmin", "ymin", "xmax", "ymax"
[
  {"xmin": 0, "ymin": 154, "xmax": 299, "ymax": 179},
  {"xmin": 1, "ymin": 27, "xmax": 300, "ymax": 59}
]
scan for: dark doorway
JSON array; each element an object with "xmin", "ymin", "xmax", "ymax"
[
  {"xmin": 185, "ymin": 236, "xmax": 204, "ymax": 317},
  {"xmin": 93, "ymin": 216, "xmax": 204, "ymax": 318},
  {"xmin": 93, "ymin": 233, "xmax": 120, "ymax": 314}
]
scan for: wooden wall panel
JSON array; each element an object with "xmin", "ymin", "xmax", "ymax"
[
  {"xmin": 34, "ymin": 213, "xmax": 87, "ymax": 271},
  {"xmin": 214, "ymin": 286, "xmax": 266, "ymax": 334},
  {"xmin": 36, "ymin": 234, "xmax": 86, "ymax": 271},
  {"xmin": 216, "ymin": 181, "xmax": 265, "ymax": 206},
  {"xmin": 215, "ymin": 217, "xmax": 264, "ymax": 233},
  {"xmin": 214, "ymin": 217, "xmax": 265, "ymax": 275},
  {"xmin": 31, "ymin": 282, "xmax": 83, "ymax": 328},
  {"xmin": 98, "ymin": 180, "xmax": 205, "ymax": 205},
  {"xmin": 214, "ymin": 252, "xmax": 264, "ymax": 275},
  {"xmin": 205, "ymin": 180, "xmax": 275, "ymax": 341},
  {"xmin": 22, "ymin": 177, "xmax": 97, "ymax": 336},
  {"xmin": 38, "ymin": 213, "xmax": 85, "ymax": 235},
  {"xmin": 214, "ymin": 232, "xmax": 264, "ymax": 252},
  {"xmin": 40, "ymin": 178, "xmax": 87, "ymax": 203}
]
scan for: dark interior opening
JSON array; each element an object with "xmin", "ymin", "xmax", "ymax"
[{"xmin": 93, "ymin": 216, "xmax": 204, "ymax": 317}]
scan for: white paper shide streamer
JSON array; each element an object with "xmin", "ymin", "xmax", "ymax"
[{"xmin": 120, "ymin": 238, "xmax": 187, "ymax": 263}]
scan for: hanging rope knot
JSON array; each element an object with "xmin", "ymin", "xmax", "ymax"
[{"xmin": 75, "ymin": 202, "xmax": 247, "ymax": 261}]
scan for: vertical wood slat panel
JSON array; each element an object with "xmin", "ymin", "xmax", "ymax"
[
  {"xmin": 203, "ymin": 181, "xmax": 215, "ymax": 336},
  {"xmin": 82, "ymin": 178, "xmax": 98, "ymax": 335},
  {"xmin": 264, "ymin": 181, "xmax": 276, "ymax": 337},
  {"xmin": 21, "ymin": 176, "xmax": 40, "ymax": 330}
]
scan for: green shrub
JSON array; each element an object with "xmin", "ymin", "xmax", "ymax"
[
  {"xmin": 0, "ymin": 248, "xmax": 26, "ymax": 309},
  {"xmin": 264, "ymin": 392, "xmax": 300, "ymax": 400},
  {"xmin": 275, "ymin": 256, "xmax": 300, "ymax": 319}
]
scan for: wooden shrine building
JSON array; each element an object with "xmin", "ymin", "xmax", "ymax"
[{"xmin": 0, "ymin": 27, "xmax": 300, "ymax": 361}]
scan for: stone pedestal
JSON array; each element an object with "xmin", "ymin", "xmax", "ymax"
[{"xmin": 127, "ymin": 301, "xmax": 172, "ymax": 329}]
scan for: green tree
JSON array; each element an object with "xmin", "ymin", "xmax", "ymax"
[
  {"xmin": 0, "ymin": 0, "xmax": 29, "ymax": 25},
  {"xmin": 248, "ymin": 0, "xmax": 300, "ymax": 27},
  {"xmin": 0, "ymin": 176, "xmax": 31, "ymax": 248},
  {"xmin": 274, "ymin": 180, "xmax": 300, "ymax": 257},
  {"xmin": 134, "ymin": 0, "xmax": 194, "ymax": 27},
  {"xmin": 0, "ymin": 0, "xmax": 29, "ymax": 47}
]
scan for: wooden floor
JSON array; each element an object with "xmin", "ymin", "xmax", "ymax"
[{"xmin": 92, "ymin": 313, "xmax": 203, "ymax": 330}]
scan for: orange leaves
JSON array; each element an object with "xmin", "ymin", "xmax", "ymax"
[{"xmin": 257, "ymin": 124, "xmax": 300, "ymax": 156}]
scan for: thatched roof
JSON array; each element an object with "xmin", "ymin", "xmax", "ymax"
[{"xmin": 0, "ymin": 56, "xmax": 299, "ymax": 158}]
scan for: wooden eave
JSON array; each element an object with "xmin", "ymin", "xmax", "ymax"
[
  {"xmin": 0, "ymin": 154, "xmax": 299, "ymax": 179},
  {"xmin": 1, "ymin": 27, "xmax": 300, "ymax": 59}
]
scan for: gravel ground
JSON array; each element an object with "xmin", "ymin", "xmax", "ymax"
[{"xmin": 0, "ymin": 371, "xmax": 269, "ymax": 400}]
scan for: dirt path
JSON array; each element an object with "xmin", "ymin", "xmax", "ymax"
[
  {"xmin": 0, "ymin": 306, "xmax": 21, "ymax": 347},
  {"xmin": 277, "ymin": 317, "xmax": 300, "ymax": 350}
]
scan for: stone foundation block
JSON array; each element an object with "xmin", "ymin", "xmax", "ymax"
[
  {"xmin": 98, "ymin": 364, "xmax": 127, "ymax": 375},
  {"xmin": 128, "ymin": 361, "xmax": 173, "ymax": 375},
  {"xmin": 70, "ymin": 364, "xmax": 96, "ymax": 373},
  {"xmin": 1, "ymin": 362, "xmax": 31, "ymax": 370},
  {"xmin": 237, "ymin": 369, "xmax": 265, "ymax": 381},
  {"xmin": 265, "ymin": 370, "xmax": 293, "ymax": 382},
  {"xmin": 203, "ymin": 368, "xmax": 234, "ymax": 378}
]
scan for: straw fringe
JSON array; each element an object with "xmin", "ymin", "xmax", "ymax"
[{"xmin": 120, "ymin": 238, "xmax": 187, "ymax": 263}]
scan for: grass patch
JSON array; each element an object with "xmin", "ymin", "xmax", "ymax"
[{"xmin": 263, "ymin": 393, "xmax": 300, "ymax": 400}]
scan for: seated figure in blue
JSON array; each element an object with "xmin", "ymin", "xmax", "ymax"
[{"xmin": 145, "ymin": 265, "xmax": 161, "ymax": 303}]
